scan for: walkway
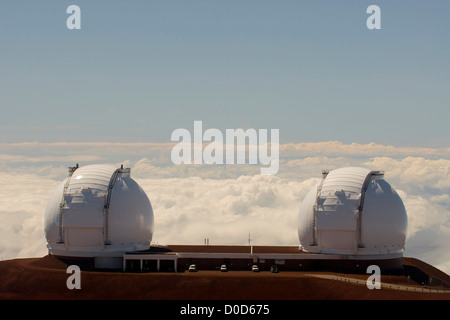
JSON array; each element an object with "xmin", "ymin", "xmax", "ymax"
[{"xmin": 306, "ymin": 273, "xmax": 450, "ymax": 293}]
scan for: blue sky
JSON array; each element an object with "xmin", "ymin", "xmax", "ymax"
[
  {"xmin": 1, "ymin": 1, "xmax": 449, "ymax": 146},
  {"xmin": 1, "ymin": 1, "xmax": 450, "ymax": 272}
]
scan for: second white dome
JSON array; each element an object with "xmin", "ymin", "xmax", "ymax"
[{"xmin": 298, "ymin": 167, "xmax": 407, "ymax": 257}]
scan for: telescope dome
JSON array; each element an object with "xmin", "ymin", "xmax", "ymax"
[
  {"xmin": 298, "ymin": 167, "xmax": 407, "ymax": 258},
  {"xmin": 44, "ymin": 164, "xmax": 154, "ymax": 258}
]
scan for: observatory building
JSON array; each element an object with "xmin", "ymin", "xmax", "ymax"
[
  {"xmin": 44, "ymin": 164, "xmax": 154, "ymax": 268},
  {"xmin": 43, "ymin": 164, "xmax": 408, "ymax": 272},
  {"xmin": 298, "ymin": 167, "xmax": 408, "ymax": 269}
]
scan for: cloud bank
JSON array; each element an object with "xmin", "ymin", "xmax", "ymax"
[{"xmin": 1, "ymin": 141, "xmax": 449, "ymax": 274}]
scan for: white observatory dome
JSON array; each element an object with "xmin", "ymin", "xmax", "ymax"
[
  {"xmin": 44, "ymin": 164, "xmax": 154, "ymax": 258},
  {"xmin": 298, "ymin": 167, "xmax": 407, "ymax": 259}
]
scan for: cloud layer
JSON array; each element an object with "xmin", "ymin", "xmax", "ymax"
[{"xmin": 1, "ymin": 141, "xmax": 449, "ymax": 274}]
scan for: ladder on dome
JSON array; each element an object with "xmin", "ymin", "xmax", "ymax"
[
  {"xmin": 356, "ymin": 170, "xmax": 384, "ymax": 249},
  {"xmin": 57, "ymin": 164, "xmax": 79, "ymax": 244},
  {"xmin": 311, "ymin": 170, "xmax": 329, "ymax": 247},
  {"xmin": 103, "ymin": 165, "xmax": 129, "ymax": 246}
]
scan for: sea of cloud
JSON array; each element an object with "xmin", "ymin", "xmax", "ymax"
[{"xmin": 1, "ymin": 141, "xmax": 449, "ymax": 274}]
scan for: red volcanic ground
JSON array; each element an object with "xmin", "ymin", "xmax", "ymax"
[{"xmin": 0, "ymin": 255, "xmax": 449, "ymax": 300}]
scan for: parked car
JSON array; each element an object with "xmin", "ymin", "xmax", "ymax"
[
  {"xmin": 188, "ymin": 264, "xmax": 197, "ymax": 272},
  {"xmin": 252, "ymin": 265, "xmax": 260, "ymax": 272},
  {"xmin": 220, "ymin": 264, "xmax": 228, "ymax": 272},
  {"xmin": 270, "ymin": 265, "xmax": 279, "ymax": 273}
]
